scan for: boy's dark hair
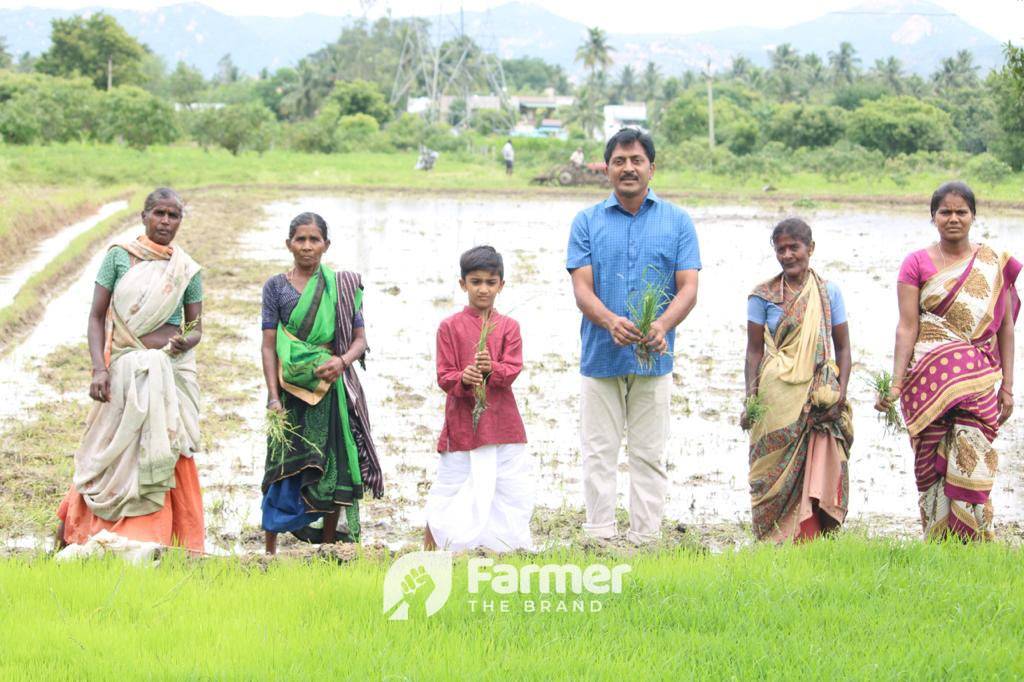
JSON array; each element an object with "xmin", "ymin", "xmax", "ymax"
[
  {"xmin": 604, "ymin": 127, "xmax": 655, "ymax": 164},
  {"xmin": 460, "ymin": 245, "xmax": 504, "ymax": 280}
]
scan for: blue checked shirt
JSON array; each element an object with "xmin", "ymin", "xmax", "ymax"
[{"xmin": 566, "ymin": 190, "xmax": 701, "ymax": 378}]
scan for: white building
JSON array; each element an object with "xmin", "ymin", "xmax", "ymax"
[{"xmin": 602, "ymin": 103, "xmax": 647, "ymax": 141}]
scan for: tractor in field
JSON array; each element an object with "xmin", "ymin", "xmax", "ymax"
[{"xmin": 531, "ymin": 162, "xmax": 609, "ymax": 187}]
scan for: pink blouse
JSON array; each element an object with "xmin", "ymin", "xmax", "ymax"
[{"xmin": 897, "ymin": 249, "xmax": 939, "ymax": 288}]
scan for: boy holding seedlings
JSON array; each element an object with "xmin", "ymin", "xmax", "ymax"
[
  {"xmin": 424, "ymin": 246, "xmax": 534, "ymax": 552},
  {"xmin": 567, "ymin": 128, "xmax": 701, "ymax": 545}
]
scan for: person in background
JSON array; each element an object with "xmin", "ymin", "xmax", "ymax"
[{"xmin": 502, "ymin": 139, "xmax": 515, "ymax": 176}]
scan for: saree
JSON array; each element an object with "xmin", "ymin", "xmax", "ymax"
[
  {"xmin": 900, "ymin": 244, "xmax": 1021, "ymax": 541},
  {"xmin": 748, "ymin": 270, "xmax": 853, "ymax": 541},
  {"xmin": 59, "ymin": 236, "xmax": 204, "ymax": 551},
  {"xmin": 261, "ymin": 264, "xmax": 381, "ymax": 541}
]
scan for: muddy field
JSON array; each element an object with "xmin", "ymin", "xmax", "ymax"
[{"xmin": 4, "ymin": 193, "xmax": 1024, "ymax": 552}]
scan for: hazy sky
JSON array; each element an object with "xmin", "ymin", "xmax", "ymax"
[{"xmin": 1, "ymin": 0, "xmax": 1021, "ymax": 41}]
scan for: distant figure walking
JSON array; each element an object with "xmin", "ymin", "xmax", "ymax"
[
  {"xmin": 502, "ymin": 139, "xmax": 515, "ymax": 175},
  {"xmin": 570, "ymin": 147, "xmax": 585, "ymax": 167}
]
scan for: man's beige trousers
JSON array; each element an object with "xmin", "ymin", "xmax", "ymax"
[{"xmin": 580, "ymin": 373, "xmax": 671, "ymax": 544}]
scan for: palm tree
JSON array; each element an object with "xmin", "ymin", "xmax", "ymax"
[
  {"xmin": 575, "ymin": 27, "xmax": 614, "ymax": 82},
  {"xmin": 932, "ymin": 49, "xmax": 979, "ymax": 93},
  {"xmin": 769, "ymin": 43, "xmax": 800, "ymax": 72},
  {"xmin": 566, "ymin": 84, "xmax": 603, "ymax": 139},
  {"xmin": 641, "ymin": 62, "xmax": 661, "ymax": 102},
  {"xmin": 0, "ymin": 37, "xmax": 12, "ymax": 70},
  {"xmin": 616, "ymin": 65, "xmax": 638, "ymax": 102},
  {"xmin": 281, "ymin": 59, "xmax": 326, "ymax": 119},
  {"xmin": 828, "ymin": 41, "xmax": 860, "ymax": 86},
  {"xmin": 730, "ymin": 55, "xmax": 751, "ymax": 79},
  {"xmin": 871, "ymin": 56, "xmax": 904, "ymax": 94},
  {"xmin": 802, "ymin": 53, "xmax": 826, "ymax": 91}
]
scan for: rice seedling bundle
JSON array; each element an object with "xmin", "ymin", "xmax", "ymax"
[
  {"xmin": 626, "ymin": 268, "xmax": 671, "ymax": 371},
  {"xmin": 266, "ymin": 406, "xmax": 325, "ymax": 463},
  {"xmin": 743, "ymin": 394, "xmax": 766, "ymax": 429},
  {"xmin": 866, "ymin": 370, "xmax": 905, "ymax": 434},
  {"xmin": 472, "ymin": 311, "xmax": 495, "ymax": 431}
]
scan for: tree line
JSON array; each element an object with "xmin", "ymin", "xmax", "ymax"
[{"xmin": 0, "ymin": 13, "xmax": 1022, "ymax": 178}]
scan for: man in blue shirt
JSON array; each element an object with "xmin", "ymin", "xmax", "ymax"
[{"xmin": 566, "ymin": 128, "xmax": 701, "ymax": 544}]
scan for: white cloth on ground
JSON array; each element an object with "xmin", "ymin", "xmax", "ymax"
[{"xmin": 425, "ymin": 443, "xmax": 534, "ymax": 552}]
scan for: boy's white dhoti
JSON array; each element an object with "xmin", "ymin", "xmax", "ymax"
[{"xmin": 425, "ymin": 444, "xmax": 534, "ymax": 552}]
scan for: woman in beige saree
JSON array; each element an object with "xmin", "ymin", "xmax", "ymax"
[
  {"xmin": 742, "ymin": 218, "xmax": 853, "ymax": 542},
  {"xmin": 876, "ymin": 182, "xmax": 1019, "ymax": 541},
  {"xmin": 56, "ymin": 188, "xmax": 205, "ymax": 552}
]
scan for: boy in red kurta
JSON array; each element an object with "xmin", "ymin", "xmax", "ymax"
[{"xmin": 424, "ymin": 245, "xmax": 534, "ymax": 552}]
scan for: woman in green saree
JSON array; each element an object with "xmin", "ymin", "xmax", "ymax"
[{"xmin": 260, "ymin": 212, "xmax": 383, "ymax": 555}]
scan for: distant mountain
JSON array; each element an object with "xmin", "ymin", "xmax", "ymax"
[{"xmin": 0, "ymin": 0, "xmax": 1006, "ymax": 79}]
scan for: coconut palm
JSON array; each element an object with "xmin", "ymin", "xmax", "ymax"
[
  {"xmin": 641, "ymin": 62, "xmax": 661, "ymax": 103},
  {"xmin": 932, "ymin": 49, "xmax": 979, "ymax": 93},
  {"xmin": 575, "ymin": 27, "xmax": 615, "ymax": 81},
  {"xmin": 872, "ymin": 56, "xmax": 904, "ymax": 94},
  {"xmin": 828, "ymin": 42, "xmax": 860, "ymax": 86},
  {"xmin": 616, "ymin": 64, "xmax": 638, "ymax": 102}
]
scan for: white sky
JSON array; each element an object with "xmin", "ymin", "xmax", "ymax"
[{"xmin": 0, "ymin": 0, "xmax": 1021, "ymax": 42}]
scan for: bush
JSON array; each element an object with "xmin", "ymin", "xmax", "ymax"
[
  {"xmin": 767, "ymin": 104, "xmax": 846, "ymax": 149},
  {"xmin": 384, "ymin": 113, "xmax": 428, "ymax": 151},
  {"xmin": 334, "ymin": 113, "xmax": 380, "ymax": 152},
  {"xmin": 846, "ymin": 96, "xmax": 955, "ymax": 156},
  {"xmin": 96, "ymin": 86, "xmax": 178, "ymax": 149},
  {"xmin": 328, "ymin": 79, "xmax": 392, "ymax": 126},
  {"xmin": 965, "ymin": 153, "xmax": 1013, "ymax": 185},
  {"xmin": 186, "ymin": 102, "xmax": 275, "ymax": 155},
  {"xmin": 0, "ymin": 73, "xmax": 98, "ymax": 143}
]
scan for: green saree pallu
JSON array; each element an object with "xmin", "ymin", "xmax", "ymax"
[{"xmin": 261, "ymin": 263, "xmax": 363, "ymax": 539}]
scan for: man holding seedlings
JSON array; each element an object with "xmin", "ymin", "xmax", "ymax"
[{"xmin": 566, "ymin": 128, "xmax": 701, "ymax": 544}]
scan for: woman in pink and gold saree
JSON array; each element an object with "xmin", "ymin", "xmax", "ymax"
[{"xmin": 877, "ymin": 182, "xmax": 1020, "ymax": 541}]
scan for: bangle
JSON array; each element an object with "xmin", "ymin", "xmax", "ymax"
[
  {"xmin": 267, "ymin": 398, "xmax": 281, "ymax": 408},
  {"xmin": 1000, "ymin": 386, "xmax": 1013, "ymax": 397},
  {"xmin": 92, "ymin": 368, "xmax": 108, "ymax": 374}
]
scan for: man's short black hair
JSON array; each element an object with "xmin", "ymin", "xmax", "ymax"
[
  {"xmin": 604, "ymin": 127, "xmax": 655, "ymax": 165},
  {"xmin": 460, "ymin": 245, "xmax": 504, "ymax": 280}
]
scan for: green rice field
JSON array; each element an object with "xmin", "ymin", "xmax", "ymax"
[{"xmin": 2, "ymin": 536, "xmax": 1022, "ymax": 679}]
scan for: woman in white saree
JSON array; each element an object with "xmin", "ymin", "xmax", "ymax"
[{"xmin": 56, "ymin": 188, "xmax": 205, "ymax": 553}]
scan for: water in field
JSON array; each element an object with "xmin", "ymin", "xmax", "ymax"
[
  {"xmin": 211, "ymin": 194, "xmax": 1024, "ymax": 544},
  {"xmin": 6, "ymin": 195, "xmax": 1024, "ymax": 551}
]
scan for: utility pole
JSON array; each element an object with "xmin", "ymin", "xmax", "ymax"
[
  {"xmin": 107, "ymin": 56, "xmax": 113, "ymax": 91},
  {"xmin": 705, "ymin": 59, "xmax": 714, "ymax": 151}
]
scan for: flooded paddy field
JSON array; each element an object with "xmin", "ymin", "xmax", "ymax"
[{"xmin": 4, "ymin": 192, "xmax": 1024, "ymax": 552}]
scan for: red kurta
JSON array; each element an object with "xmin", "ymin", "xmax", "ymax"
[{"xmin": 436, "ymin": 306, "xmax": 527, "ymax": 453}]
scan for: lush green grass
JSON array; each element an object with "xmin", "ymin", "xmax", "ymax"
[
  {"xmin": 2, "ymin": 143, "xmax": 1022, "ymax": 204},
  {"xmin": 1, "ymin": 537, "xmax": 1022, "ymax": 679}
]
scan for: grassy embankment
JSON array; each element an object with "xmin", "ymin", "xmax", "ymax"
[
  {"xmin": 3, "ymin": 142, "xmax": 1024, "ymax": 206},
  {"xmin": 1, "ymin": 537, "xmax": 1022, "ymax": 678},
  {"xmin": 0, "ymin": 185, "xmax": 130, "ymax": 274}
]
